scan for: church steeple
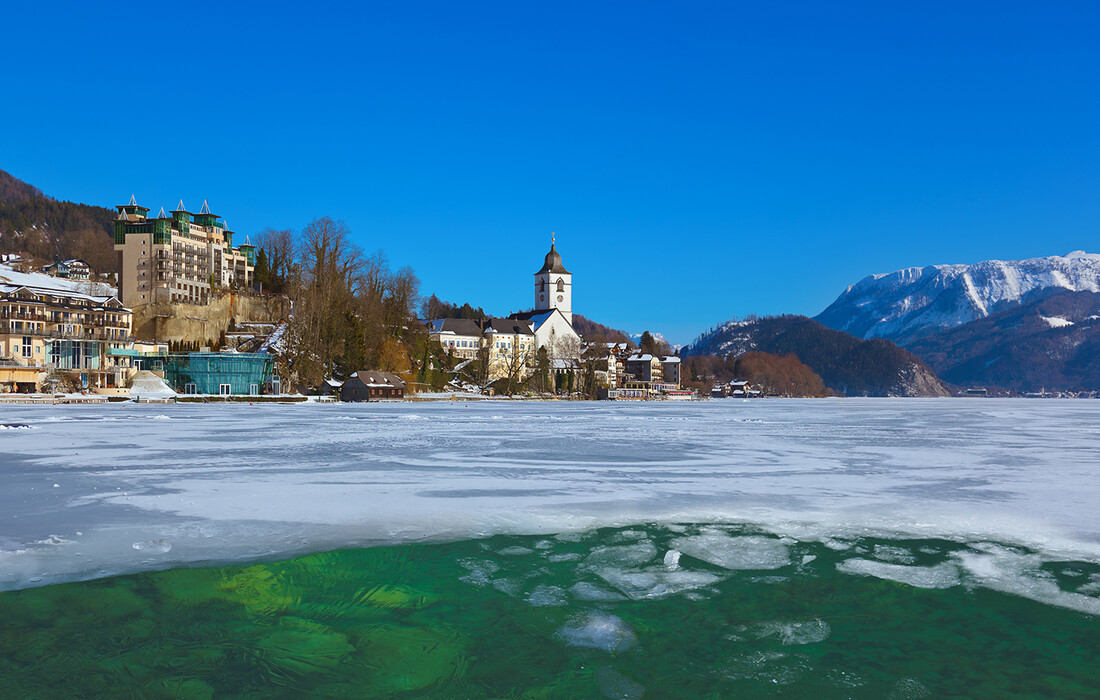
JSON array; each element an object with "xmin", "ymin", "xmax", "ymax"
[{"xmin": 534, "ymin": 233, "xmax": 572, "ymax": 325}]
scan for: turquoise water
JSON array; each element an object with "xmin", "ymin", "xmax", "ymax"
[{"xmin": 2, "ymin": 524, "xmax": 1097, "ymax": 698}]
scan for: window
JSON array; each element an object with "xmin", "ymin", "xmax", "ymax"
[
  {"xmin": 219, "ymin": 383, "xmax": 231, "ymax": 395},
  {"xmin": 185, "ymin": 382, "xmax": 197, "ymax": 394},
  {"xmin": 22, "ymin": 336, "xmax": 31, "ymax": 358},
  {"xmin": 249, "ymin": 383, "xmax": 258, "ymax": 395},
  {"xmin": 556, "ymin": 278, "xmax": 565, "ymax": 292},
  {"xmin": 539, "ymin": 279, "xmax": 546, "ymax": 292}
]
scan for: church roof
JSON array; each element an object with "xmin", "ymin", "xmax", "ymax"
[
  {"xmin": 427, "ymin": 318, "xmax": 483, "ymax": 337},
  {"xmin": 485, "ymin": 318, "xmax": 534, "ymax": 336},
  {"xmin": 536, "ymin": 243, "xmax": 570, "ymax": 275}
]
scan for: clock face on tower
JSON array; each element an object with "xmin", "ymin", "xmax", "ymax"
[{"xmin": 557, "ymin": 295, "xmax": 564, "ymax": 302}]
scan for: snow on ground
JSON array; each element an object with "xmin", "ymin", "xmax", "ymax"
[
  {"xmin": 0, "ymin": 263, "xmax": 116, "ymax": 300},
  {"xmin": 2, "ymin": 399, "xmax": 1100, "ymax": 594},
  {"xmin": 1041, "ymin": 316, "xmax": 1075, "ymax": 328}
]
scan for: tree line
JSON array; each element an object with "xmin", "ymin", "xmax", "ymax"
[
  {"xmin": 252, "ymin": 218, "xmax": 432, "ymax": 389},
  {"xmin": 0, "ymin": 171, "xmax": 118, "ymax": 275}
]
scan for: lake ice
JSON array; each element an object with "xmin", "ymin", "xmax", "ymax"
[{"xmin": 2, "ymin": 398, "xmax": 1099, "ymax": 612}]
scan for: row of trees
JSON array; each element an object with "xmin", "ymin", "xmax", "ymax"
[
  {"xmin": 682, "ymin": 349, "xmax": 827, "ymax": 397},
  {"xmin": 253, "ymin": 218, "xmax": 430, "ymax": 388},
  {"xmin": 0, "ymin": 200, "xmax": 117, "ymax": 274},
  {"xmin": 419, "ymin": 295, "xmax": 489, "ymax": 321}
]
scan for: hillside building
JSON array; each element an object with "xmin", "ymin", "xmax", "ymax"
[
  {"xmin": 43, "ymin": 259, "xmax": 92, "ymax": 280},
  {"xmin": 113, "ymin": 196, "xmax": 255, "ymax": 307}
]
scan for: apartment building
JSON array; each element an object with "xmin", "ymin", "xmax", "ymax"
[{"xmin": 113, "ymin": 196, "xmax": 255, "ymax": 307}]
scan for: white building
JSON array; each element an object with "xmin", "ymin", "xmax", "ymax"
[
  {"xmin": 427, "ymin": 238, "xmax": 583, "ymax": 386},
  {"xmin": 427, "ymin": 318, "xmax": 484, "ymax": 359}
]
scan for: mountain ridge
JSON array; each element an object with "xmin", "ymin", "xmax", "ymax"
[{"xmin": 815, "ymin": 251, "xmax": 1100, "ymax": 344}]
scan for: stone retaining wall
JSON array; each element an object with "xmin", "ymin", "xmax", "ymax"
[{"xmin": 132, "ymin": 295, "xmax": 291, "ymax": 345}]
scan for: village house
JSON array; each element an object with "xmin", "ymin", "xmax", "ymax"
[
  {"xmin": 623, "ymin": 353, "xmax": 683, "ymax": 396},
  {"xmin": 484, "ymin": 318, "xmax": 537, "ymax": 380},
  {"xmin": 340, "ymin": 371, "xmax": 406, "ymax": 401},
  {"xmin": 43, "ymin": 258, "xmax": 92, "ymax": 280}
]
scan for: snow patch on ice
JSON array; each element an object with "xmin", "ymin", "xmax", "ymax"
[
  {"xmin": 584, "ymin": 542, "xmax": 658, "ymax": 569},
  {"xmin": 837, "ymin": 559, "xmax": 960, "ymax": 589},
  {"xmin": 953, "ymin": 545, "xmax": 1100, "ymax": 616},
  {"xmin": 526, "ymin": 584, "xmax": 568, "ymax": 607},
  {"xmin": 670, "ymin": 533, "xmax": 791, "ymax": 570},
  {"xmin": 593, "ymin": 567, "xmax": 723, "ymax": 600},
  {"xmin": 558, "ymin": 611, "xmax": 636, "ymax": 654}
]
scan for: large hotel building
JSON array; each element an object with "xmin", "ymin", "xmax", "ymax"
[{"xmin": 113, "ymin": 196, "xmax": 255, "ymax": 307}]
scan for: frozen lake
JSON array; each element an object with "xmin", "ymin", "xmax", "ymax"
[{"xmin": 2, "ymin": 398, "xmax": 1100, "ymax": 602}]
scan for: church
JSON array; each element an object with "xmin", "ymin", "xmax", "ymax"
[
  {"xmin": 508, "ymin": 236, "xmax": 582, "ymax": 357},
  {"xmin": 427, "ymin": 237, "xmax": 582, "ymax": 382}
]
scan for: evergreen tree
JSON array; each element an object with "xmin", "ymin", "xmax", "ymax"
[{"xmin": 254, "ymin": 248, "xmax": 272, "ymax": 291}]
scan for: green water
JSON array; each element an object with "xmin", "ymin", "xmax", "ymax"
[{"xmin": 1, "ymin": 525, "xmax": 1098, "ymax": 699}]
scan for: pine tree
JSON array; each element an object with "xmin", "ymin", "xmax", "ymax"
[{"xmin": 254, "ymin": 248, "xmax": 271, "ymax": 291}]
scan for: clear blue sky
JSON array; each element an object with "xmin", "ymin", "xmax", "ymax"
[{"xmin": 3, "ymin": 2, "xmax": 1098, "ymax": 344}]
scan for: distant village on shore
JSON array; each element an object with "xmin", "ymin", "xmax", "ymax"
[{"xmin": 1, "ymin": 195, "xmax": 760, "ymax": 402}]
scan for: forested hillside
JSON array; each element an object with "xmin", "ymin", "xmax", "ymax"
[
  {"xmin": 906, "ymin": 290, "xmax": 1100, "ymax": 391},
  {"xmin": 684, "ymin": 315, "xmax": 950, "ymax": 397},
  {"xmin": 0, "ymin": 169, "xmax": 117, "ymax": 273}
]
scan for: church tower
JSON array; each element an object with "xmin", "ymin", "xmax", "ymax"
[{"xmin": 534, "ymin": 234, "xmax": 572, "ymax": 325}]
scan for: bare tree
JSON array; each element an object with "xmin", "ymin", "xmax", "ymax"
[{"xmin": 286, "ymin": 218, "xmax": 363, "ymax": 384}]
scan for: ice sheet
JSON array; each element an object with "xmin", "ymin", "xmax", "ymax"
[{"xmin": 2, "ymin": 399, "xmax": 1100, "ymax": 593}]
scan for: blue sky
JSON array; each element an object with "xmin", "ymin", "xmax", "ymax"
[{"xmin": 3, "ymin": 2, "xmax": 1099, "ymax": 343}]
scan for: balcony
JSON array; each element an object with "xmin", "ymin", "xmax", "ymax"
[{"xmin": 0, "ymin": 311, "xmax": 47, "ymax": 321}]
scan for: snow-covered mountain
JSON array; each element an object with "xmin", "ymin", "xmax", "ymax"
[
  {"xmin": 628, "ymin": 331, "xmax": 679, "ymax": 352},
  {"xmin": 815, "ymin": 251, "xmax": 1100, "ymax": 344}
]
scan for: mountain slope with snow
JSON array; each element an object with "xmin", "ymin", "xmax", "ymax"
[
  {"xmin": 906, "ymin": 290, "xmax": 1100, "ymax": 391},
  {"xmin": 815, "ymin": 251, "xmax": 1100, "ymax": 344}
]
